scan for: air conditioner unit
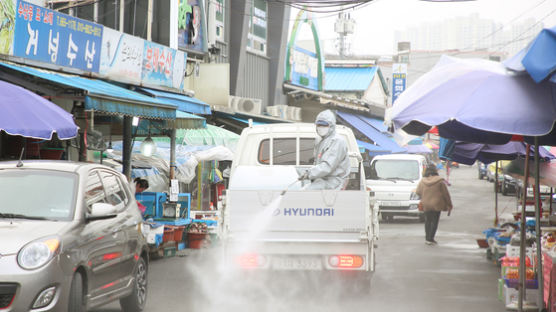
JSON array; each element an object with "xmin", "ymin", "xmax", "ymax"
[
  {"xmin": 286, "ymin": 106, "xmax": 302, "ymax": 121},
  {"xmin": 207, "ymin": 0, "xmax": 224, "ymax": 47},
  {"xmin": 266, "ymin": 106, "xmax": 280, "ymax": 117},
  {"xmin": 230, "ymin": 96, "xmax": 263, "ymax": 115}
]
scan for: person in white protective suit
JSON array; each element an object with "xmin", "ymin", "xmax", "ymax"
[{"xmin": 298, "ymin": 110, "xmax": 350, "ymax": 190}]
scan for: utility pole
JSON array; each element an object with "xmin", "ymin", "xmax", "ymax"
[{"xmin": 334, "ymin": 12, "xmax": 355, "ymax": 57}]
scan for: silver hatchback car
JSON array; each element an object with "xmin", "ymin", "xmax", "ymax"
[{"xmin": 0, "ymin": 160, "xmax": 149, "ymax": 311}]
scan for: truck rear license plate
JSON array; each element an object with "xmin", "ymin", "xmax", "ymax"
[
  {"xmin": 380, "ymin": 201, "xmax": 401, "ymax": 207},
  {"xmin": 272, "ymin": 256, "xmax": 322, "ymax": 270}
]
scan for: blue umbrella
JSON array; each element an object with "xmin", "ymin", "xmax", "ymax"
[
  {"xmin": 505, "ymin": 25, "xmax": 556, "ymax": 83},
  {"xmin": 0, "ymin": 80, "xmax": 78, "ymax": 139},
  {"xmin": 389, "ymin": 55, "xmax": 556, "ymax": 144}
]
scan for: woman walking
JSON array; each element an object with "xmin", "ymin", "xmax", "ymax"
[{"xmin": 416, "ymin": 165, "xmax": 453, "ymax": 245}]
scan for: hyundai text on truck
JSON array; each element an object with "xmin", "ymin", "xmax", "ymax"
[{"xmin": 220, "ymin": 123, "xmax": 377, "ymax": 289}]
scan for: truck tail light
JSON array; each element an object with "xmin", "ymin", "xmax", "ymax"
[
  {"xmin": 236, "ymin": 253, "xmax": 265, "ymax": 268},
  {"xmin": 328, "ymin": 255, "xmax": 364, "ymax": 268}
]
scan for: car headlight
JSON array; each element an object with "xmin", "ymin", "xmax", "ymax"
[
  {"xmin": 410, "ymin": 192, "xmax": 420, "ymax": 200},
  {"xmin": 17, "ymin": 237, "xmax": 60, "ymax": 270}
]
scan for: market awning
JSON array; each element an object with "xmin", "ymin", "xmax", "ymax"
[
  {"xmin": 138, "ymin": 87, "xmax": 211, "ymax": 115},
  {"xmin": 0, "ymin": 80, "xmax": 78, "ymax": 140},
  {"xmin": 228, "ymin": 116, "xmax": 266, "ymax": 126},
  {"xmin": 211, "ymin": 109, "xmax": 288, "ymax": 134},
  {"xmin": 134, "ymin": 111, "xmax": 207, "ymax": 136},
  {"xmin": 0, "ymin": 62, "xmax": 177, "ymax": 120},
  {"xmin": 356, "ymin": 140, "xmax": 391, "ymax": 156},
  {"xmin": 284, "ymin": 82, "xmax": 371, "ymax": 112},
  {"xmin": 337, "ymin": 111, "xmax": 406, "ymax": 154}
]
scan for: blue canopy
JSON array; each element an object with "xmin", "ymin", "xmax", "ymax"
[
  {"xmin": 0, "ymin": 62, "xmax": 177, "ymax": 120},
  {"xmin": 504, "ymin": 25, "xmax": 556, "ymax": 83},
  {"xmin": 0, "ymin": 80, "xmax": 78, "ymax": 140},
  {"xmin": 337, "ymin": 111, "xmax": 406, "ymax": 154},
  {"xmin": 138, "ymin": 87, "xmax": 211, "ymax": 115},
  {"xmin": 356, "ymin": 140, "xmax": 391, "ymax": 157}
]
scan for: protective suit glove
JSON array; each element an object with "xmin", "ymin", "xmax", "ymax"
[{"xmin": 298, "ymin": 170, "xmax": 310, "ymax": 181}]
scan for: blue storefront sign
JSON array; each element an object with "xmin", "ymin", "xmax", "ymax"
[
  {"xmin": 142, "ymin": 41, "xmax": 187, "ymax": 89},
  {"xmin": 13, "ymin": 0, "xmax": 102, "ymax": 73},
  {"xmin": 391, "ymin": 63, "xmax": 407, "ymax": 105}
]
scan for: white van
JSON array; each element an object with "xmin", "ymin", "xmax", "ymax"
[{"xmin": 366, "ymin": 154, "xmax": 427, "ymax": 222}]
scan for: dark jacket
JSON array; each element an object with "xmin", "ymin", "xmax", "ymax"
[{"xmin": 416, "ymin": 176, "xmax": 453, "ymax": 212}]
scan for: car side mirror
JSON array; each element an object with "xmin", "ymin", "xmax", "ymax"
[{"xmin": 87, "ymin": 203, "xmax": 118, "ymax": 221}]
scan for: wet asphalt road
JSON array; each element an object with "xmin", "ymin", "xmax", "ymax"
[{"xmin": 94, "ymin": 164, "xmax": 516, "ymax": 312}]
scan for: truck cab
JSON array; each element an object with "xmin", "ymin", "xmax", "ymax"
[{"xmin": 366, "ymin": 154, "xmax": 427, "ymax": 222}]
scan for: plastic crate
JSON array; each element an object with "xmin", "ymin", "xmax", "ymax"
[
  {"xmin": 136, "ymin": 192, "xmax": 167, "ymax": 218},
  {"xmin": 163, "ymin": 246, "xmax": 176, "ymax": 258},
  {"xmin": 504, "ymin": 278, "xmax": 538, "ymax": 289}
]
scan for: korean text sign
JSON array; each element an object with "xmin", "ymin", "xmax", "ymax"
[
  {"xmin": 392, "ymin": 63, "xmax": 407, "ymax": 105},
  {"xmin": 13, "ymin": 0, "xmax": 103, "ymax": 72},
  {"xmin": 142, "ymin": 41, "xmax": 187, "ymax": 90}
]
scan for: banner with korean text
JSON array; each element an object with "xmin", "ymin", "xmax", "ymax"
[
  {"xmin": 391, "ymin": 63, "xmax": 407, "ymax": 105},
  {"xmin": 13, "ymin": 0, "xmax": 102, "ymax": 73}
]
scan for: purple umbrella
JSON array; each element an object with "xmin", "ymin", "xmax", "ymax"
[
  {"xmin": 447, "ymin": 141, "xmax": 555, "ymax": 165},
  {"xmin": 389, "ymin": 55, "xmax": 556, "ymax": 144},
  {"xmin": 0, "ymin": 80, "xmax": 78, "ymax": 140}
]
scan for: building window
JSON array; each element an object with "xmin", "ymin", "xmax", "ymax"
[{"xmin": 247, "ymin": 0, "xmax": 267, "ymax": 55}]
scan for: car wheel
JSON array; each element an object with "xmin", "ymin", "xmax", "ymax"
[
  {"xmin": 68, "ymin": 272, "xmax": 85, "ymax": 312},
  {"xmin": 502, "ymin": 183, "xmax": 508, "ymax": 196},
  {"xmin": 120, "ymin": 256, "xmax": 148, "ymax": 312}
]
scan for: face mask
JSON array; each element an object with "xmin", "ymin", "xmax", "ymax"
[{"xmin": 316, "ymin": 126, "xmax": 330, "ymax": 137}]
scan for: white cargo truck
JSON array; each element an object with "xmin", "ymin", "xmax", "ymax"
[{"xmin": 220, "ymin": 123, "xmax": 377, "ymax": 288}]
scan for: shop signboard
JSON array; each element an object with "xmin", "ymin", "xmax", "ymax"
[
  {"xmin": 392, "ymin": 63, "xmax": 407, "ymax": 105},
  {"xmin": 142, "ymin": 41, "xmax": 188, "ymax": 90},
  {"xmin": 0, "ymin": 0, "xmax": 16, "ymax": 55},
  {"xmin": 99, "ymin": 27, "xmax": 143, "ymax": 85},
  {"xmin": 285, "ymin": 10, "xmax": 324, "ymax": 91},
  {"xmin": 290, "ymin": 46, "xmax": 319, "ymax": 90},
  {"xmin": 177, "ymin": 0, "xmax": 207, "ymax": 54},
  {"xmin": 13, "ymin": 0, "xmax": 102, "ymax": 73}
]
